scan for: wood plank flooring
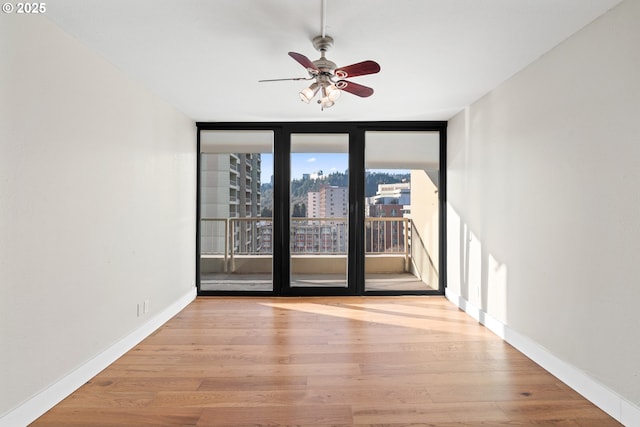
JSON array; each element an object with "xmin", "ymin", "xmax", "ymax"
[{"xmin": 32, "ymin": 297, "xmax": 621, "ymax": 426}]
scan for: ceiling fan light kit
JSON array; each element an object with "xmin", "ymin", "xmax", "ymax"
[
  {"xmin": 295, "ymin": 35, "xmax": 343, "ymax": 109},
  {"xmin": 259, "ymin": 2, "xmax": 380, "ymax": 111}
]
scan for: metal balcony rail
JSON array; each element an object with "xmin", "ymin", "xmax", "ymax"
[{"xmin": 201, "ymin": 216, "xmax": 410, "ymax": 268}]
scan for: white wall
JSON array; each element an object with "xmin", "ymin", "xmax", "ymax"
[
  {"xmin": 0, "ymin": 14, "xmax": 196, "ymax": 420},
  {"xmin": 447, "ymin": 0, "xmax": 640, "ymax": 419}
]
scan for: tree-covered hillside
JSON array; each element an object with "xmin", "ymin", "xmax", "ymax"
[{"xmin": 260, "ymin": 171, "xmax": 409, "ymax": 217}]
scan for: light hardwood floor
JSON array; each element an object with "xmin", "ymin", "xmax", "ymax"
[{"xmin": 32, "ymin": 297, "xmax": 621, "ymax": 426}]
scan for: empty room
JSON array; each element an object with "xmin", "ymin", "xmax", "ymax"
[{"xmin": 1, "ymin": 1, "xmax": 639, "ymax": 425}]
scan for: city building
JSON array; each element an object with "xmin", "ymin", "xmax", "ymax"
[
  {"xmin": 299, "ymin": 185, "xmax": 348, "ymax": 252},
  {"xmin": 306, "ymin": 190, "xmax": 320, "ymax": 219},
  {"xmin": 318, "ymin": 185, "xmax": 348, "ymax": 219},
  {"xmin": 310, "ymin": 170, "xmax": 323, "ymax": 180},
  {"xmin": 200, "ymin": 153, "xmax": 262, "ymax": 254}
]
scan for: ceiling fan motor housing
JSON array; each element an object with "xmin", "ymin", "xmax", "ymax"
[
  {"xmin": 312, "ymin": 35, "xmax": 334, "ymax": 53},
  {"xmin": 311, "ymin": 36, "xmax": 337, "ymax": 74},
  {"xmin": 312, "ymin": 58, "xmax": 337, "ymax": 74}
]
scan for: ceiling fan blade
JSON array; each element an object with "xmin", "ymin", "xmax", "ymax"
[
  {"xmin": 337, "ymin": 80, "xmax": 374, "ymax": 98},
  {"xmin": 334, "ymin": 60, "xmax": 380, "ymax": 78},
  {"xmin": 258, "ymin": 77, "xmax": 312, "ymax": 82},
  {"xmin": 288, "ymin": 52, "xmax": 319, "ymax": 72}
]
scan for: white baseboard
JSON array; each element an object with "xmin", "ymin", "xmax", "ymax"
[
  {"xmin": 445, "ymin": 288, "xmax": 640, "ymax": 427},
  {"xmin": 0, "ymin": 287, "xmax": 196, "ymax": 427}
]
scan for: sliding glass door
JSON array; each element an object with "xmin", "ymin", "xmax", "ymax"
[
  {"xmin": 288, "ymin": 133, "xmax": 350, "ymax": 291},
  {"xmin": 199, "ymin": 130, "xmax": 273, "ymax": 292},
  {"xmin": 196, "ymin": 122, "xmax": 446, "ymax": 296},
  {"xmin": 364, "ymin": 131, "xmax": 441, "ymax": 292}
]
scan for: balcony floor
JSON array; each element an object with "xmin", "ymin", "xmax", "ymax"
[{"xmin": 200, "ymin": 272, "xmax": 436, "ymax": 292}]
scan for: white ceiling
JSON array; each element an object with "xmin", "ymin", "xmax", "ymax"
[{"xmin": 45, "ymin": 0, "xmax": 622, "ymax": 122}]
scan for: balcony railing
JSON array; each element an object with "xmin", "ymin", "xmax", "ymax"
[{"xmin": 201, "ymin": 216, "xmax": 411, "ymax": 271}]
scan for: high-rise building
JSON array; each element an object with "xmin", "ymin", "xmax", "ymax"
[
  {"xmin": 307, "ymin": 191, "xmax": 320, "ymax": 219},
  {"xmin": 319, "ymin": 185, "xmax": 348, "ymax": 219},
  {"xmin": 200, "ymin": 153, "xmax": 262, "ymax": 254},
  {"xmin": 293, "ymin": 185, "xmax": 348, "ymax": 253}
]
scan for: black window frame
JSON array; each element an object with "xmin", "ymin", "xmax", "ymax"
[{"xmin": 196, "ymin": 121, "xmax": 447, "ymax": 297}]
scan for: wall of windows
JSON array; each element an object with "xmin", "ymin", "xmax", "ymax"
[{"xmin": 197, "ymin": 122, "xmax": 446, "ymax": 296}]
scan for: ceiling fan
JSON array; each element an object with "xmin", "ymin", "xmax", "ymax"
[{"xmin": 258, "ymin": 2, "xmax": 380, "ymax": 110}]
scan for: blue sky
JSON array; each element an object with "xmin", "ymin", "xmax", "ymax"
[
  {"xmin": 261, "ymin": 153, "xmax": 349, "ymax": 183},
  {"xmin": 260, "ymin": 153, "xmax": 409, "ymax": 183}
]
